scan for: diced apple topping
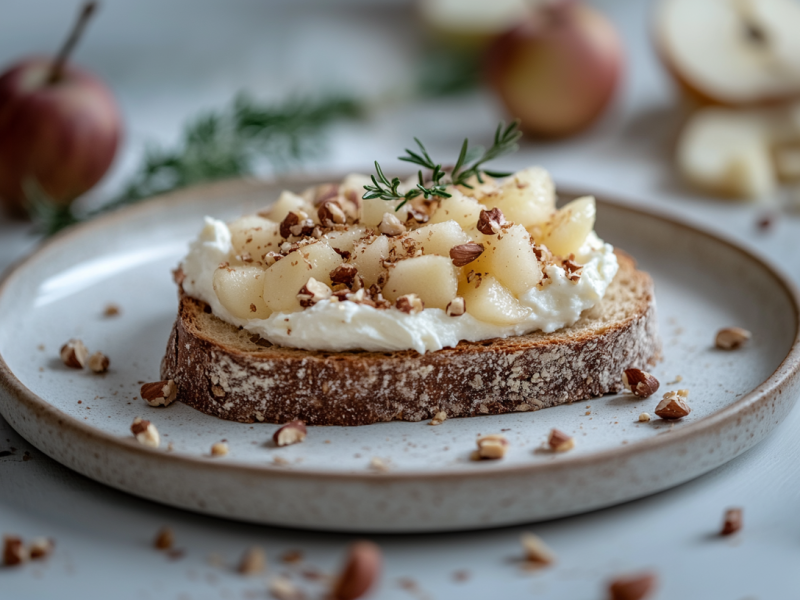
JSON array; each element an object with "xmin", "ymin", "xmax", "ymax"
[
  {"xmin": 471, "ymin": 224, "xmax": 542, "ymax": 295},
  {"xmin": 210, "ymin": 166, "xmax": 601, "ymax": 323},
  {"xmin": 213, "ymin": 265, "xmax": 272, "ymax": 319},
  {"xmin": 228, "ymin": 216, "xmax": 283, "ymax": 264},
  {"xmin": 539, "ymin": 196, "xmax": 596, "ymax": 257},
  {"xmin": 261, "ymin": 242, "xmax": 342, "ymax": 313},
  {"xmin": 458, "ymin": 273, "xmax": 531, "ymax": 325},
  {"xmin": 406, "ymin": 220, "xmax": 472, "ymax": 257},
  {"xmin": 427, "ymin": 189, "xmax": 487, "ymax": 229},
  {"xmin": 484, "ymin": 166, "xmax": 556, "ymax": 229},
  {"xmin": 383, "ymin": 255, "xmax": 458, "ymax": 310}
]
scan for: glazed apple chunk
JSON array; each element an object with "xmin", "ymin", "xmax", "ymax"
[{"xmin": 209, "ymin": 168, "xmax": 603, "ymax": 329}]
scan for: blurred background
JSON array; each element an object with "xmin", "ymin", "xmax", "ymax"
[{"xmin": 5, "ymin": 0, "xmax": 800, "ymax": 266}]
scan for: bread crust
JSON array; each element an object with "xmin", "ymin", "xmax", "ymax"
[{"xmin": 161, "ymin": 253, "xmax": 660, "ymax": 426}]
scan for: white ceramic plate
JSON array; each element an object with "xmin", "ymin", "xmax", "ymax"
[{"xmin": 2, "ymin": 177, "xmax": 799, "ymax": 533}]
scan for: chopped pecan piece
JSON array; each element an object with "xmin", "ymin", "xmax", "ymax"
[
  {"xmin": 715, "ymin": 327, "xmax": 751, "ymax": 350},
  {"xmin": 547, "ymin": 428, "xmax": 575, "ymax": 452},
  {"xmin": 60, "ymin": 339, "xmax": 88, "ymax": 369},
  {"xmin": 273, "ymin": 420, "xmax": 307, "ymax": 447},
  {"xmin": 406, "ymin": 207, "xmax": 430, "ymax": 224},
  {"xmin": 238, "ymin": 546, "xmax": 267, "ymax": 575},
  {"xmin": 521, "ymin": 533, "xmax": 555, "ymax": 565},
  {"xmin": 476, "ymin": 207, "xmax": 507, "ymax": 235},
  {"xmin": 449, "ymin": 242, "xmax": 484, "ymax": 267},
  {"xmin": 140, "ymin": 380, "xmax": 177, "ymax": 407},
  {"xmin": 297, "ymin": 277, "xmax": 332, "ymax": 307},
  {"xmin": 154, "ymin": 527, "xmax": 174, "ymax": 550},
  {"xmin": 131, "ymin": 417, "xmax": 160, "ymax": 448},
  {"xmin": 608, "ymin": 572, "xmax": 657, "ymax": 600},
  {"xmin": 330, "ymin": 264, "xmax": 359, "ymax": 286},
  {"xmin": 378, "ymin": 213, "xmax": 406, "ymax": 237},
  {"xmin": 473, "ymin": 434, "xmax": 508, "ymax": 460},
  {"xmin": 395, "ymin": 294, "xmax": 424, "ymax": 314},
  {"xmin": 88, "ymin": 352, "xmax": 110, "ymax": 373},
  {"xmin": 654, "ymin": 391, "xmax": 691, "ymax": 420},
  {"xmin": 622, "ymin": 369, "xmax": 660, "ymax": 398},
  {"xmin": 331, "ymin": 541, "xmax": 382, "ymax": 600},
  {"xmin": 210, "ymin": 442, "xmax": 229, "ymax": 457},
  {"xmin": 720, "ymin": 507, "xmax": 743, "ymax": 536},
  {"xmin": 3, "ymin": 536, "xmax": 28, "ymax": 566},
  {"xmin": 446, "ymin": 297, "xmax": 466, "ymax": 317},
  {"xmin": 318, "ymin": 200, "xmax": 347, "ymax": 225}
]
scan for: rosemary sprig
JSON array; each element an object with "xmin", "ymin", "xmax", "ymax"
[{"xmin": 364, "ymin": 119, "xmax": 522, "ymax": 210}]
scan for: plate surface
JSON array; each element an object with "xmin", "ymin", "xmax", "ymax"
[{"xmin": 2, "ymin": 177, "xmax": 800, "ymax": 533}]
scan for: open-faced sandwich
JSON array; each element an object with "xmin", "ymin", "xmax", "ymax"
[{"xmin": 162, "ymin": 122, "xmax": 660, "ymax": 425}]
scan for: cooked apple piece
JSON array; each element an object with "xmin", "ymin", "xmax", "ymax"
[
  {"xmin": 471, "ymin": 224, "xmax": 541, "ymax": 295},
  {"xmin": 458, "ymin": 273, "xmax": 531, "ymax": 325},
  {"xmin": 383, "ymin": 255, "xmax": 458, "ymax": 310},
  {"xmin": 427, "ymin": 189, "xmax": 487, "ymax": 229},
  {"xmin": 406, "ymin": 220, "xmax": 472, "ymax": 257},
  {"xmin": 676, "ymin": 107, "xmax": 776, "ymax": 199},
  {"xmin": 261, "ymin": 242, "xmax": 342, "ymax": 313},
  {"xmin": 540, "ymin": 196, "xmax": 596, "ymax": 257},
  {"xmin": 351, "ymin": 235, "xmax": 391, "ymax": 287},
  {"xmin": 228, "ymin": 216, "xmax": 282, "ymax": 262},
  {"xmin": 483, "ymin": 167, "xmax": 556, "ymax": 228},
  {"xmin": 266, "ymin": 190, "xmax": 313, "ymax": 223},
  {"xmin": 213, "ymin": 265, "xmax": 272, "ymax": 319},
  {"xmin": 360, "ymin": 197, "xmax": 409, "ymax": 228},
  {"xmin": 324, "ymin": 225, "xmax": 368, "ymax": 254}
]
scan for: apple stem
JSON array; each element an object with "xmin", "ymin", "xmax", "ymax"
[{"xmin": 47, "ymin": 1, "xmax": 98, "ymax": 84}]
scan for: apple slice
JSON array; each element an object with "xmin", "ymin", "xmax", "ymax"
[
  {"xmin": 676, "ymin": 107, "xmax": 777, "ymax": 199},
  {"xmin": 418, "ymin": 0, "xmax": 532, "ymax": 48},
  {"xmin": 655, "ymin": 0, "xmax": 800, "ymax": 106}
]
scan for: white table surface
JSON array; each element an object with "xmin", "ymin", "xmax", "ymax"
[{"xmin": 2, "ymin": 1, "xmax": 799, "ymax": 598}]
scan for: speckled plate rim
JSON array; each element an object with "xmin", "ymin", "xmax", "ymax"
[{"xmin": 2, "ymin": 176, "xmax": 800, "ymax": 485}]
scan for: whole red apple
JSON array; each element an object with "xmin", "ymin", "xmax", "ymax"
[
  {"xmin": 485, "ymin": 1, "xmax": 623, "ymax": 138},
  {"xmin": 0, "ymin": 3, "xmax": 121, "ymax": 218}
]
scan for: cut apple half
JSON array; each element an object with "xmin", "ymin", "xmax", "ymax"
[{"xmin": 656, "ymin": 0, "xmax": 800, "ymax": 106}]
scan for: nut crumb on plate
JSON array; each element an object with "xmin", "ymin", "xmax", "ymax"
[
  {"xmin": 369, "ymin": 457, "xmax": 389, "ymax": 472},
  {"xmin": 520, "ymin": 533, "xmax": 555, "ymax": 566},
  {"xmin": 638, "ymin": 412, "xmax": 651, "ymax": 422},
  {"xmin": 3, "ymin": 536, "xmax": 28, "ymax": 566},
  {"xmin": 131, "ymin": 417, "xmax": 160, "ymax": 448},
  {"xmin": 282, "ymin": 549, "xmax": 304, "ymax": 564},
  {"xmin": 621, "ymin": 368, "xmax": 659, "ymax": 398},
  {"xmin": 654, "ymin": 391, "xmax": 691, "ymax": 420},
  {"xmin": 60, "ymin": 339, "xmax": 88, "ymax": 369},
  {"xmin": 547, "ymin": 428, "xmax": 575, "ymax": 453},
  {"xmin": 210, "ymin": 442, "xmax": 229, "ymax": 457},
  {"xmin": 608, "ymin": 572, "xmax": 657, "ymax": 600},
  {"xmin": 28, "ymin": 537, "xmax": 54, "ymax": 560},
  {"xmin": 473, "ymin": 434, "xmax": 508, "ymax": 460},
  {"xmin": 103, "ymin": 303, "xmax": 121, "ymax": 317},
  {"xmin": 87, "ymin": 352, "xmax": 110, "ymax": 373},
  {"xmin": 154, "ymin": 527, "xmax": 174, "ymax": 550},
  {"xmin": 331, "ymin": 541, "xmax": 382, "ymax": 600},
  {"xmin": 238, "ymin": 546, "xmax": 267, "ymax": 575},
  {"xmin": 140, "ymin": 380, "xmax": 177, "ymax": 407},
  {"xmin": 273, "ymin": 420, "xmax": 307, "ymax": 447},
  {"xmin": 269, "ymin": 576, "xmax": 303, "ymax": 600},
  {"xmin": 715, "ymin": 327, "xmax": 751, "ymax": 350},
  {"xmin": 429, "ymin": 411, "xmax": 447, "ymax": 426},
  {"xmin": 720, "ymin": 507, "xmax": 743, "ymax": 536}
]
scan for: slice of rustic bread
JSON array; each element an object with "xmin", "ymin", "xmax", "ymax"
[{"xmin": 161, "ymin": 251, "xmax": 660, "ymax": 426}]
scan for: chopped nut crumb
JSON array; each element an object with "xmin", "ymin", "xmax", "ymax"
[
  {"xmin": 238, "ymin": 546, "xmax": 267, "ymax": 575},
  {"xmin": 140, "ymin": 380, "xmax": 177, "ymax": 407},
  {"xmin": 87, "ymin": 352, "xmax": 110, "ymax": 373},
  {"xmin": 60, "ymin": 339, "xmax": 88, "ymax": 369},
  {"xmin": 282, "ymin": 550, "xmax": 304, "ymax": 564},
  {"xmin": 269, "ymin": 576, "xmax": 302, "ymax": 600},
  {"xmin": 621, "ymin": 369, "xmax": 660, "ymax": 399},
  {"xmin": 103, "ymin": 304, "xmax": 121, "ymax": 317},
  {"xmin": 131, "ymin": 417, "xmax": 160, "ymax": 448},
  {"xmin": 473, "ymin": 434, "xmax": 508, "ymax": 460},
  {"xmin": 378, "ymin": 213, "xmax": 406, "ymax": 236},
  {"xmin": 654, "ymin": 391, "xmax": 691, "ymax": 420},
  {"xmin": 521, "ymin": 533, "xmax": 555, "ymax": 566},
  {"xmin": 547, "ymin": 429, "xmax": 575, "ymax": 452},
  {"xmin": 395, "ymin": 293, "xmax": 424, "ymax": 314},
  {"xmin": 154, "ymin": 527, "xmax": 174, "ymax": 550},
  {"xmin": 477, "ymin": 207, "xmax": 506, "ymax": 235},
  {"xmin": 28, "ymin": 538, "xmax": 54, "ymax": 560},
  {"xmin": 638, "ymin": 412, "xmax": 651, "ymax": 422},
  {"xmin": 370, "ymin": 457, "xmax": 389, "ymax": 472},
  {"xmin": 449, "ymin": 242, "xmax": 484, "ymax": 267},
  {"xmin": 608, "ymin": 572, "xmax": 657, "ymax": 600},
  {"xmin": 715, "ymin": 327, "xmax": 751, "ymax": 350},
  {"xmin": 429, "ymin": 411, "xmax": 447, "ymax": 426},
  {"xmin": 720, "ymin": 507, "xmax": 743, "ymax": 536},
  {"xmin": 3, "ymin": 536, "xmax": 28, "ymax": 566},
  {"xmin": 273, "ymin": 420, "xmax": 308, "ymax": 447},
  {"xmin": 297, "ymin": 277, "xmax": 332, "ymax": 307},
  {"xmin": 210, "ymin": 442, "xmax": 229, "ymax": 457},
  {"xmin": 445, "ymin": 297, "xmax": 466, "ymax": 317}
]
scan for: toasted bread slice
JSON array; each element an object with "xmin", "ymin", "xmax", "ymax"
[{"xmin": 161, "ymin": 251, "xmax": 659, "ymax": 426}]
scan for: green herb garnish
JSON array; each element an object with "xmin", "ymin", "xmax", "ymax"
[{"xmin": 363, "ymin": 119, "xmax": 522, "ymax": 210}]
